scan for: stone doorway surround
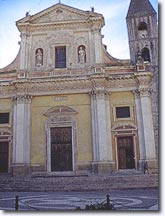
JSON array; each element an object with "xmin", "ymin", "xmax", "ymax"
[
  {"xmin": 112, "ymin": 124, "xmax": 138, "ymax": 170},
  {"xmin": 0, "ymin": 129, "xmax": 12, "ymax": 173},
  {"xmin": 44, "ymin": 106, "xmax": 77, "ymax": 173}
]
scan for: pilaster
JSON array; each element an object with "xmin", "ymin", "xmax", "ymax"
[
  {"xmin": 133, "ymin": 88, "xmax": 157, "ymax": 172},
  {"xmin": 12, "ymin": 94, "xmax": 32, "ymax": 176},
  {"xmin": 92, "ymin": 28, "xmax": 103, "ymax": 64},
  {"xmin": 90, "ymin": 89, "xmax": 115, "ymax": 173}
]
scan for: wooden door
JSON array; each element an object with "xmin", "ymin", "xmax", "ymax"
[
  {"xmin": 0, "ymin": 142, "xmax": 9, "ymax": 173},
  {"xmin": 117, "ymin": 136, "xmax": 135, "ymax": 169},
  {"xmin": 51, "ymin": 127, "xmax": 72, "ymax": 172}
]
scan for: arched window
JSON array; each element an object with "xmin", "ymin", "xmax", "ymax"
[
  {"xmin": 138, "ymin": 22, "xmax": 148, "ymax": 38},
  {"xmin": 78, "ymin": 45, "xmax": 86, "ymax": 63},
  {"xmin": 142, "ymin": 47, "xmax": 150, "ymax": 62},
  {"xmin": 35, "ymin": 48, "xmax": 43, "ymax": 67},
  {"xmin": 138, "ymin": 22, "xmax": 147, "ymax": 31}
]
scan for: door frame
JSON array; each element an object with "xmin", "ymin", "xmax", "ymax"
[
  {"xmin": 115, "ymin": 134, "xmax": 137, "ymax": 170},
  {"xmin": 44, "ymin": 106, "xmax": 77, "ymax": 173},
  {"xmin": 0, "ymin": 129, "xmax": 12, "ymax": 173}
]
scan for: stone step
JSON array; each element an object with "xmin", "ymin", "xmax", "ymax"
[{"xmin": 0, "ymin": 173, "xmax": 158, "ymax": 192}]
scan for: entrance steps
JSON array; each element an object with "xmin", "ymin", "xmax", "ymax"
[{"xmin": 0, "ymin": 171, "xmax": 158, "ymax": 192}]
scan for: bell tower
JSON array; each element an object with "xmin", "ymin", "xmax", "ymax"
[
  {"xmin": 126, "ymin": 0, "xmax": 158, "ymax": 66},
  {"xmin": 126, "ymin": 0, "xmax": 159, "ymax": 158}
]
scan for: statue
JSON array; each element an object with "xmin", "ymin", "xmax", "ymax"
[
  {"xmin": 78, "ymin": 46, "xmax": 86, "ymax": 63},
  {"xmin": 35, "ymin": 48, "xmax": 43, "ymax": 67}
]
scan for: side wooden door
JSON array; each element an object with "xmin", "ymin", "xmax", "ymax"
[
  {"xmin": 0, "ymin": 142, "xmax": 9, "ymax": 173},
  {"xmin": 117, "ymin": 136, "xmax": 135, "ymax": 169}
]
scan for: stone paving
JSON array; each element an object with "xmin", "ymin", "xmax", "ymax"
[{"xmin": 0, "ymin": 189, "xmax": 159, "ymax": 211}]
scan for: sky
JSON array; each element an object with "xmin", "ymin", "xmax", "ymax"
[{"xmin": 0, "ymin": 0, "xmax": 158, "ymax": 68}]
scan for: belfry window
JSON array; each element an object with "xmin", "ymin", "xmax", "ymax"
[
  {"xmin": 138, "ymin": 22, "xmax": 147, "ymax": 31},
  {"xmin": 138, "ymin": 22, "xmax": 148, "ymax": 38},
  {"xmin": 142, "ymin": 47, "xmax": 150, "ymax": 62}
]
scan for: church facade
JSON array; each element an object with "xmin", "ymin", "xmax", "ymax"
[{"xmin": 0, "ymin": 0, "xmax": 158, "ymax": 176}]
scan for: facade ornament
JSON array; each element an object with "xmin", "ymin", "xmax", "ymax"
[
  {"xmin": 136, "ymin": 49, "xmax": 144, "ymax": 65},
  {"xmin": 133, "ymin": 88, "xmax": 151, "ymax": 98},
  {"xmin": 134, "ymin": 72, "xmax": 153, "ymax": 87},
  {"xmin": 136, "ymin": 49, "xmax": 146, "ymax": 72},
  {"xmin": 13, "ymin": 95, "xmax": 32, "ymax": 104},
  {"xmin": 89, "ymin": 89, "xmax": 110, "ymax": 101}
]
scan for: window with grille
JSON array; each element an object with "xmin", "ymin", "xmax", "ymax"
[
  {"xmin": 55, "ymin": 46, "xmax": 66, "ymax": 68},
  {"xmin": 116, "ymin": 107, "xmax": 130, "ymax": 118},
  {"xmin": 0, "ymin": 113, "xmax": 10, "ymax": 124}
]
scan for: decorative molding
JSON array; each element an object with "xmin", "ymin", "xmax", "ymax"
[
  {"xmin": 0, "ymin": 72, "xmax": 154, "ymax": 97},
  {"xmin": 0, "ymin": 128, "xmax": 12, "ymax": 142},
  {"xmin": 13, "ymin": 94, "xmax": 32, "ymax": 104},
  {"xmin": 112, "ymin": 123, "xmax": 137, "ymax": 132},
  {"xmin": 134, "ymin": 72, "xmax": 153, "ymax": 87},
  {"xmin": 133, "ymin": 88, "xmax": 151, "ymax": 98},
  {"xmin": 44, "ymin": 105, "xmax": 77, "ymax": 117}
]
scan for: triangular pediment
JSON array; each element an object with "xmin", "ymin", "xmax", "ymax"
[{"xmin": 17, "ymin": 3, "xmax": 102, "ymax": 24}]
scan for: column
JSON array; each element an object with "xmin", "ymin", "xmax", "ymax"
[
  {"xmin": 12, "ymin": 94, "xmax": 32, "ymax": 175},
  {"xmin": 90, "ymin": 90, "xmax": 114, "ymax": 173}
]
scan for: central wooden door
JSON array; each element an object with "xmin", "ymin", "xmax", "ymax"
[
  {"xmin": 117, "ymin": 136, "xmax": 135, "ymax": 169},
  {"xmin": 0, "ymin": 142, "xmax": 9, "ymax": 173},
  {"xmin": 51, "ymin": 127, "xmax": 72, "ymax": 172}
]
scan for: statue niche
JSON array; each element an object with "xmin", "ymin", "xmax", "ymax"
[
  {"xmin": 35, "ymin": 48, "xmax": 43, "ymax": 67},
  {"xmin": 78, "ymin": 45, "xmax": 86, "ymax": 64}
]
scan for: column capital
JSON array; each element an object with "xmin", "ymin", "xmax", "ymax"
[
  {"xmin": 89, "ymin": 89, "xmax": 111, "ymax": 98},
  {"xmin": 133, "ymin": 88, "xmax": 151, "ymax": 99},
  {"xmin": 13, "ymin": 94, "xmax": 33, "ymax": 104}
]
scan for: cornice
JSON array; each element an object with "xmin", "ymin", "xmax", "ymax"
[
  {"xmin": 17, "ymin": 3, "xmax": 104, "ymax": 30},
  {"xmin": 17, "ymin": 18, "xmax": 102, "ymax": 32},
  {"xmin": 0, "ymin": 71, "xmax": 153, "ymax": 97}
]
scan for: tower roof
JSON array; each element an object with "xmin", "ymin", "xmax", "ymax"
[{"xmin": 126, "ymin": 0, "xmax": 156, "ymax": 18}]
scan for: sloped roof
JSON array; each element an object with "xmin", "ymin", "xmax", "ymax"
[{"xmin": 126, "ymin": 0, "xmax": 156, "ymax": 18}]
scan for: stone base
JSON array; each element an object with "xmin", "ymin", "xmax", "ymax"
[
  {"xmin": 31, "ymin": 165, "xmax": 46, "ymax": 173},
  {"xmin": 77, "ymin": 163, "xmax": 91, "ymax": 172},
  {"xmin": 11, "ymin": 164, "xmax": 31, "ymax": 176},
  {"xmin": 91, "ymin": 161, "xmax": 116, "ymax": 174},
  {"xmin": 147, "ymin": 159, "xmax": 158, "ymax": 174}
]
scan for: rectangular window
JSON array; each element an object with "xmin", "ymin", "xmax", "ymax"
[
  {"xmin": 55, "ymin": 46, "xmax": 66, "ymax": 68},
  {"xmin": 116, "ymin": 106, "xmax": 130, "ymax": 118},
  {"xmin": 0, "ymin": 113, "xmax": 10, "ymax": 124}
]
